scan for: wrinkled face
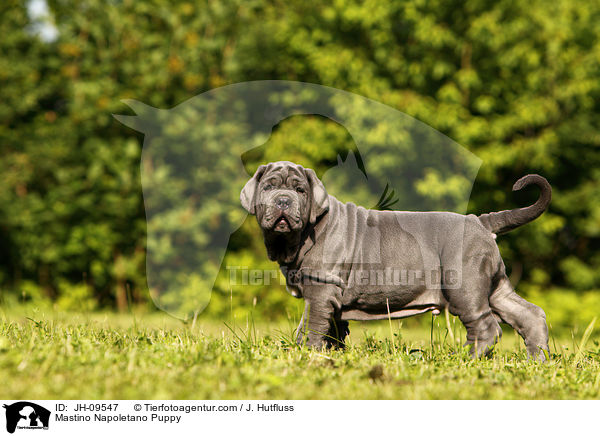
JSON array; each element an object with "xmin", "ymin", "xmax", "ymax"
[
  {"xmin": 255, "ymin": 164, "xmax": 310, "ymax": 233},
  {"xmin": 240, "ymin": 161, "xmax": 329, "ymax": 263},
  {"xmin": 241, "ymin": 161, "xmax": 329, "ymax": 239}
]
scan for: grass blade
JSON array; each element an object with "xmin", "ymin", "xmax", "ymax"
[{"xmin": 574, "ymin": 317, "xmax": 596, "ymax": 365}]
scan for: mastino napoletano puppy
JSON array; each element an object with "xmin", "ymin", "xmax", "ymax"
[{"xmin": 241, "ymin": 161, "xmax": 552, "ymax": 360}]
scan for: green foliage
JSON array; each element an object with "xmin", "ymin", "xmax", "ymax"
[
  {"xmin": 0, "ymin": 0, "xmax": 599, "ymax": 321},
  {"xmin": 528, "ymin": 289, "xmax": 600, "ymax": 331},
  {"xmin": 55, "ymin": 280, "xmax": 97, "ymax": 312}
]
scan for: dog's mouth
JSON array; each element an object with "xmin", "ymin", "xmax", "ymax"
[{"xmin": 273, "ymin": 215, "xmax": 291, "ymax": 233}]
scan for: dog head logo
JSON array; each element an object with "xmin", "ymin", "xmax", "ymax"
[
  {"xmin": 3, "ymin": 402, "xmax": 50, "ymax": 433},
  {"xmin": 114, "ymin": 80, "xmax": 481, "ymax": 319}
]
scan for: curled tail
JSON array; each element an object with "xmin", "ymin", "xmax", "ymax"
[{"xmin": 478, "ymin": 174, "xmax": 551, "ymax": 235}]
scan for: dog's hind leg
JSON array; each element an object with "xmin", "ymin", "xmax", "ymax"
[
  {"xmin": 450, "ymin": 303, "xmax": 503, "ymax": 358},
  {"xmin": 444, "ymin": 257, "xmax": 503, "ymax": 358},
  {"xmin": 490, "ymin": 277, "xmax": 549, "ymax": 361}
]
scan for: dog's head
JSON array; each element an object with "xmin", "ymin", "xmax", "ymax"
[{"xmin": 241, "ymin": 161, "xmax": 329, "ymax": 262}]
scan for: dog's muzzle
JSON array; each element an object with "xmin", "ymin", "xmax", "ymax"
[
  {"xmin": 275, "ymin": 195, "xmax": 292, "ymax": 210},
  {"xmin": 273, "ymin": 195, "xmax": 292, "ymax": 232},
  {"xmin": 260, "ymin": 192, "xmax": 303, "ymax": 233}
]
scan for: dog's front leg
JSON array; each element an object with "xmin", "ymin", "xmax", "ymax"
[{"xmin": 296, "ymin": 284, "xmax": 343, "ymax": 349}]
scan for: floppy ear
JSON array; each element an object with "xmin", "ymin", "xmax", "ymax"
[
  {"xmin": 240, "ymin": 165, "xmax": 269, "ymax": 214},
  {"xmin": 305, "ymin": 168, "xmax": 329, "ymax": 223}
]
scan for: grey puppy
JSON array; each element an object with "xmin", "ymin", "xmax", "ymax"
[{"xmin": 241, "ymin": 161, "xmax": 552, "ymax": 360}]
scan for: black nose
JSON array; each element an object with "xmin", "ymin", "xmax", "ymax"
[{"xmin": 275, "ymin": 196, "xmax": 291, "ymax": 210}]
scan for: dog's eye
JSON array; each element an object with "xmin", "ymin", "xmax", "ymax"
[
  {"xmin": 296, "ymin": 187, "xmax": 305, "ymax": 194},
  {"xmin": 263, "ymin": 184, "xmax": 273, "ymax": 191}
]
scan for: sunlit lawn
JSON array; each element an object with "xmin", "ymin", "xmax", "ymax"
[{"xmin": 0, "ymin": 305, "xmax": 598, "ymax": 399}]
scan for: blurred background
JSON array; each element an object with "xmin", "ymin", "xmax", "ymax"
[{"xmin": 1, "ymin": 0, "xmax": 599, "ymax": 333}]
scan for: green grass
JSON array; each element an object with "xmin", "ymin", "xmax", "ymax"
[{"xmin": 0, "ymin": 306, "xmax": 599, "ymax": 399}]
